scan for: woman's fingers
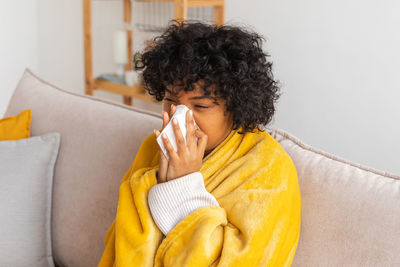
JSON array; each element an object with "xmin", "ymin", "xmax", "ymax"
[
  {"xmin": 157, "ymin": 104, "xmax": 176, "ymax": 183},
  {"xmin": 186, "ymin": 109, "xmax": 196, "ymax": 150},
  {"xmin": 171, "ymin": 117, "xmax": 186, "ymax": 154},
  {"xmin": 170, "ymin": 104, "xmax": 176, "ymax": 118},
  {"xmin": 195, "ymin": 129, "xmax": 208, "ymax": 154},
  {"xmin": 162, "ymin": 111, "xmax": 169, "ymax": 130},
  {"xmin": 161, "ymin": 132, "xmax": 178, "ymax": 161}
]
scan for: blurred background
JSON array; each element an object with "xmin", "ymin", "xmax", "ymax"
[{"xmin": 1, "ymin": 0, "xmax": 399, "ymax": 174}]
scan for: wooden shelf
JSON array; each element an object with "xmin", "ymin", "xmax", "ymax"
[
  {"xmin": 94, "ymin": 78, "xmax": 158, "ymax": 103},
  {"xmin": 135, "ymin": 0, "xmax": 224, "ymax": 7},
  {"xmin": 187, "ymin": 0, "xmax": 224, "ymax": 7}
]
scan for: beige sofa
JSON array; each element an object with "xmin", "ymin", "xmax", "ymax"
[{"xmin": 4, "ymin": 68, "xmax": 400, "ymax": 267}]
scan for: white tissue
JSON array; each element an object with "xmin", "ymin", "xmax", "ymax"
[{"xmin": 156, "ymin": 105, "xmax": 199, "ymax": 161}]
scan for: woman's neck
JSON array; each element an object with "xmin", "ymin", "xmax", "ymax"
[{"xmin": 202, "ymin": 127, "xmax": 234, "ymax": 159}]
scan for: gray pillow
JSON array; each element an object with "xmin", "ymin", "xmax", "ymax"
[{"xmin": 0, "ymin": 132, "xmax": 60, "ymax": 267}]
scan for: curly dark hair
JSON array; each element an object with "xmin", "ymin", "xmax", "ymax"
[{"xmin": 136, "ymin": 20, "xmax": 281, "ymax": 134}]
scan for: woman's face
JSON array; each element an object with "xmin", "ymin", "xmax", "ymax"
[{"xmin": 163, "ymin": 81, "xmax": 234, "ymax": 157}]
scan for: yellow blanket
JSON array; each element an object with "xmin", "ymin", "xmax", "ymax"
[{"xmin": 98, "ymin": 127, "xmax": 301, "ymax": 267}]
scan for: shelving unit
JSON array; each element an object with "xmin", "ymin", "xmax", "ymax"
[{"xmin": 82, "ymin": 0, "xmax": 225, "ymax": 106}]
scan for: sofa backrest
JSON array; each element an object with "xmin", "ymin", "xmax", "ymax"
[
  {"xmin": 5, "ymin": 68, "xmax": 163, "ymax": 267},
  {"xmin": 271, "ymin": 129, "xmax": 400, "ymax": 266},
  {"xmin": 5, "ymin": 68, "xmax": 400, "ymax": 266}
]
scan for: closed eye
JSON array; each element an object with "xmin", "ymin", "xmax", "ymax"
[
  {"xmin": 164, "ymin": 98, "xmax": 208, "ymax": 109},
  {"xmin": 195, "ymin": 105, "xmax": 208, "ymax": 109}
]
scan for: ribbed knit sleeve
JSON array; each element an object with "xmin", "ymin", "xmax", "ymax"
[{"xmin": 148, "ymin": 172, "xmax": 220, "ymax": 235}]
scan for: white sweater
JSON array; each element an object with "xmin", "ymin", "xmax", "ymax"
[{"xmin": 148, "ymin": 171, "xmax": 220, "ymax": 236}]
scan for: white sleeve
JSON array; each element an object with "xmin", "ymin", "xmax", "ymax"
[{"xmin": 148, "ymin": 171, "xmax": 220, "ymax": 236}]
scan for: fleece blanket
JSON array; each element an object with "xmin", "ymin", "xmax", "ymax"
[{"xmin": 98, "ymin": 127, "xmax": 301, "ymax": 266}]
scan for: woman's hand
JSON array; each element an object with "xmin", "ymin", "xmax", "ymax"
[
  {"xmin": 154, "ymin": 104, "xmax": 176, "ymax": 183},
  {"xmin": 154, "ymin": 106, "xmax": 208, "ymax": 183}
]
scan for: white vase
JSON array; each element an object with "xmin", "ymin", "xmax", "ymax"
[{"xmin": 124, "ymin": 70, "xmax": 139, "ymax": 86}]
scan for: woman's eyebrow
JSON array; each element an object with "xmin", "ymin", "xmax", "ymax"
[
  {"xmin": 189, "ymin": 95, "xmax": 216, "ymax": 100},
  {"xmin": 165, "ymin": 88, "xmax": 220, "ymax": 104},
  {"xmin": 189, "ymin": 95, "xmax": 220, "ymax": 105}
]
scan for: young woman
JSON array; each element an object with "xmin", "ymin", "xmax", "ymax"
[{"xmin": 99, "ymin": 21, "xmax": 301, "ymax": 267}]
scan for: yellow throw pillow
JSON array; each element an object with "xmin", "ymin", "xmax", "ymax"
[{"xmin": 0, "ymin": 109, "xmax": 32, "ymax": 141}]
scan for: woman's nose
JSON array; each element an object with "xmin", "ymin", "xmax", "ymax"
[{"xmin": 173, "ymin": 101, "xmax": 190, "ymax": 109}]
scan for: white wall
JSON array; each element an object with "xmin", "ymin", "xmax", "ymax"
[
  {"xmin": 0, "ymin": 0, "xmax": 39, "ymax": 116},
  {"xmin": 36, "ymin": 0, "xmax": 163, "ymax": 112},
  {"xmin": 1, "ymin": 0, "xmax": 399, "ymax": 174},
  {"xmin": 226, "ymin": 0, "xmax": 400, "ymax": 175},
  {"xmin": 36, "ymin": 0, "xmax": 85, "ymax": 102}
]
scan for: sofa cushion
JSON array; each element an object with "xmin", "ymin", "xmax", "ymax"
[
  {"xmin": 0, "ymin": 132, "xmax": 60, "ymax": 267},
  {"xmin": 0, "ymin": 109, "xmax": 31, "ymax": 140},
  {"xmin": 270, "ymin": 128, "xmax": 400, "ymax": 266},
  {"xmin": 4, "ymin": 68, "xmax": 163, "ymax": 267}
]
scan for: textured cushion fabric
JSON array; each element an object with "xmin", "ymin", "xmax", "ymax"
[
  {"xmin": 0, "ymin": 109, "xmax": 31, "ymax": 140},
  {"xmin": 0, "ymin": 132, "xmax": 60, "ymax": 267},
  {"xmin": 4, "ymin": 68, "xmax": 163, "ymax": 267},
  {"xmin": 270, "ymin": 128, "xmax": 400, "ymax": 266}
]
